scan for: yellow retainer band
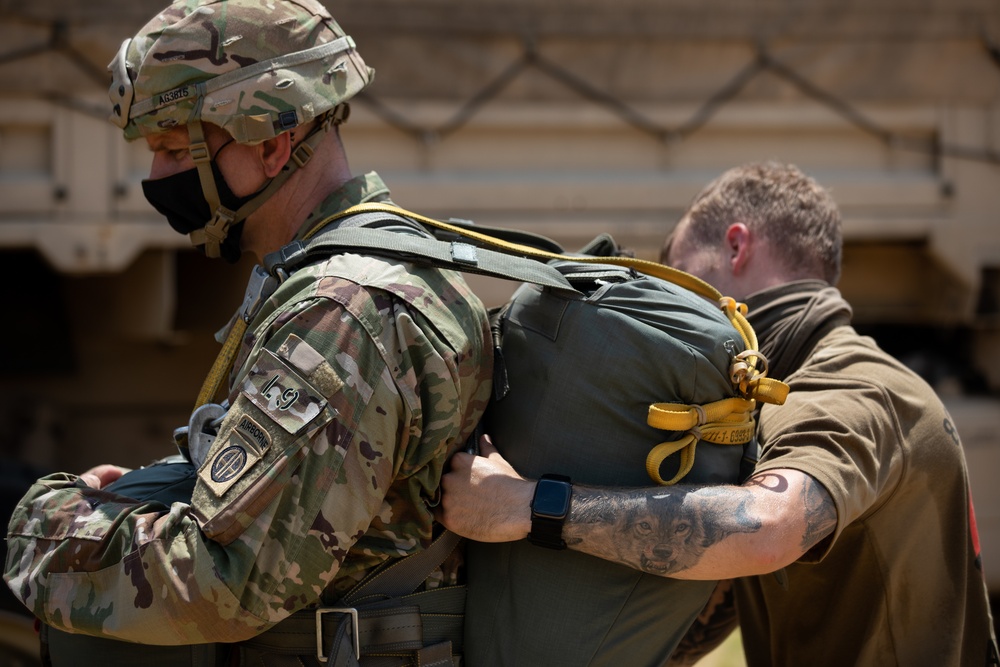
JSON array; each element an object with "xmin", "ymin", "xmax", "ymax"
[{"xmin": 645, "ymin": 398, "xmax": 757, "ymax": 485}]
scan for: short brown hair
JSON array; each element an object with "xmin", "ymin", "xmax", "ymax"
[{"xmin": 680, "ymin": 162, "xmax": 842, "ymax": 284}]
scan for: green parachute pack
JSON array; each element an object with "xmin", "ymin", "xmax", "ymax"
[{"xmin": 44, "ymin": 204, "xmax": 788, "ymax": 667}]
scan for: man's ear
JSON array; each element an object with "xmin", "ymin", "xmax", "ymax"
[
  {"xmin": 258, "ymin": 133, "xmax": 293, "ymax": 178},
  {"xmin": 725, "ymin": 223, "xmax": 752, "ymax": 275},
  {"xmin": 659, "ymin": 232, "xmax": 674, "ymax": 264}
]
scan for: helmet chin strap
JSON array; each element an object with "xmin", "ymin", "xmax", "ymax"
[
  {"xmin": 186, "ymin": 119, "xmax": 230, "ymax": 259},
  {"xmin": 186, "ymin": 107, "xmax": 346, "ymax": 258}
]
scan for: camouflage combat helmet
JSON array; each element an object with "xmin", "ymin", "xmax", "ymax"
[{"xmin": 106, "ymin": 0, "xmax": 375, "ymax": 258}]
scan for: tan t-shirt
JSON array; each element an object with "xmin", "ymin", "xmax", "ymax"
[{"xmin": 735, "ymin": 325, "xmax": 997, "ymax": 666}]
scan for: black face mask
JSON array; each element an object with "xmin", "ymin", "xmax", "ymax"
[{"xmin": 141, "ymin": 160, "xmax": 256, "ymax": 263}]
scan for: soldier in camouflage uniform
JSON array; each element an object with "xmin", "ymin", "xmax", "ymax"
[{"xmin": 3, "ymin": 0, "xmax": 492, "ymax": 664}]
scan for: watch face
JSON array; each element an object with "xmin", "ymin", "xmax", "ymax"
[{"xmin": 533, "ymin": 478, "xmax": 571, "ymax": 519}]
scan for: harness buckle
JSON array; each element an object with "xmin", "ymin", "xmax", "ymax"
[
  {"xmin": 186, "ymin": 402, "xmax": 227, "ymax": 467},
  {"xmin": 315, "ymin": 607, "xmax": 359, "ymax": 663},
  {"xmin": 291, "ymin": 142, "xmax": 315, "ymax": 168},
  {"xmin": 189, "ymin": 141, "xmax": 210, "ymax": 164},
  {"xmin": 239, "ymin": 264, "xmax": 279, "ymax": 324}
]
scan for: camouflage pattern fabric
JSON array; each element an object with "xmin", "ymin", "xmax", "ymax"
[
  {"xmin": 4, "ymin": 172, "xmax": 493, "ymax": 643},
  {"xmin": 108, "ymin": 0, "xmax": 374, "ymax": 144}
]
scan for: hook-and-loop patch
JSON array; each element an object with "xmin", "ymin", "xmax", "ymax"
[
  {"xmin": 199, "ymin": 348, "xmax": 331, "ymax": 498},
  {"xmin": 242, "ymin": 349, "xmax": 329, "ymax": 433}
]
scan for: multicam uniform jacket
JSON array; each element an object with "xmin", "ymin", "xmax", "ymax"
[{"xmin": 4, "ymin": 172, "xmax": 493, "ymax": 644}]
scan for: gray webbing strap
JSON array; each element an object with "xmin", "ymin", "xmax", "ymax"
[
  {"xmin": 327, "ymin": 209, "xmax": 566, "ymax": 255},
  {"xmin": 344, "ymin": 530, "xmax": 463, "ymax": 603},
  {"xmin": 271, "ymin": 226, "xmax": 578, "ymax": 294},
  {"xmin": 435, "ymin": 219, "xmax": 565, "ymax": 255},
  {"xmin": 240, "ymin": 607, "xmax": 422, "ymax": 664},
  {"xmin": 243, "ymin": 597, "xmax": 461, "ymax": 665},
  {"xmin": 328, "ymin": 211, "xmax": 431, "ymax": 236}
]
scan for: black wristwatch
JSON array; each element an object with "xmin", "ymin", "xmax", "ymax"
[{"xmin": 527, "ymin": 474, "xmax": 573, "ymax": 549}]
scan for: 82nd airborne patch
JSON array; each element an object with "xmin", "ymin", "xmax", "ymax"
[
  {"xmin": 203, "ymin": 428, "xmax": 264, "ymax": 496},
  {"xmin": 199, "ymin": 349, "xmax": 327, "ymax": 498}
]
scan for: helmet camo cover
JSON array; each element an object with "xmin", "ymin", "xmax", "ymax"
[{"xmin": 108, "ymin": 0, "xmax": 374, "ymax": 143}]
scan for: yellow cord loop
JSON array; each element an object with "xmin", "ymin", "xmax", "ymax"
[
  {"xmin": 645, "ymin": 398, "xmax": 758, "ymax": 485},
  {"xmin": 646, "ymin": 433, "xmax": 699, "ymax": 486},
  {"xmin": 716, "ymin": 296, "xmax": 788, "ymax": 405},
  {"xmin": 194, "ymin": 318, "xmax": 248, "ymax": 410},
  {"xmin": 647, "ymin": 398, "xmax": 752, "ymax": 432}
]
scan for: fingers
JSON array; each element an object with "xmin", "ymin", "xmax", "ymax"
[
  {"xmin": 447, "ymin": 451, "xmax": 476, "ymax": 474},
  {"xmin": 78, "ymin": 464, "xmax": 128, "ymax": 489},
  {"xmin": 479, "ymin": 434, "xmax": 497, "ymax": 456},
  {"xmin": 79, "ymin": 473, "xmax": 102, "ymax": 489},
  {"xmin": 437, "ymin": 435, "xmax": 535, "ymax": 542}
]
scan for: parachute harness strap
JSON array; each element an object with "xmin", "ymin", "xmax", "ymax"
[
  {"xmin": 195, "ymin": 318, "xmax": 247, "ymax": 410},
  {"xmin": 328, "ymin": 205, "xmax": 777, "ymax": 403},
  {"xmin": 327, "ymin": 202, "xmax": 725, "ymax": 304}
]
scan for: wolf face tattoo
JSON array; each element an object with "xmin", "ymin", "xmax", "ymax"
[{"xmin": 567, "ymin": 487, "xmax": 761, "ymax": 576}]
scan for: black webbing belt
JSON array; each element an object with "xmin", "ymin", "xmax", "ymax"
[{"xmin": 237, "ymin": 531, "xmax": 465, "ymax": 666}]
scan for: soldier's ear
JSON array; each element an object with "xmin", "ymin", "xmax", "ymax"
[
  {"xmin": 725, "ymin": 223, "xmax": 752, "ymax": 275},
  {"xmin": 259, "ymin": 133, "xmax": 293, "ymax": 178}
]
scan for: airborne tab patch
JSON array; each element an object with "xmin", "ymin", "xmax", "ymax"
[{"xmin": 235, "ymin": 414, "xmax": 272, "ymax": 454}]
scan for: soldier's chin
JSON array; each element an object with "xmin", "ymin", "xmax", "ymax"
[{"xmin": 640, "ymin": 554, "xmax": 673, "ymax": 573}]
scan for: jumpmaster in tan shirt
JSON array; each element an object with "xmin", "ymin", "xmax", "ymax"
[{"xmin": 735, "ymin": 282, "xmax": 997, "ymax": 667}]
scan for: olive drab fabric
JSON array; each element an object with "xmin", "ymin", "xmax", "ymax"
[
  {"xmin": 4, "ymin": 173, "xmax": 494, "ymax": 647},
  {"xmin": 465, "ymin": 262, "xmax": 755, "ymax": 667},
  {"xmin": 108, "ymin": 0, "xmax": 373, "ymax": 143},
  {"xmin": 734, "ymin": 282, "xmax": 999, "ymax": 667}
]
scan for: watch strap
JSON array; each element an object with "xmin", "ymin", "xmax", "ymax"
[{"xmin": 528, "ymin": 474, "xmax": 572, "ymax": 550}]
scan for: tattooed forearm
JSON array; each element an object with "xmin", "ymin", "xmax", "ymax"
[
  {"xmin": 799, "ymin": 476, "xmax": 837, "ymax": 552},
  {"xmin": 563, "ymin": 485, "xmax": 761, "ymax": 577},
  {"xmin": 555, "ymin": 469, "xmax": 826, "ymax": 580}
]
